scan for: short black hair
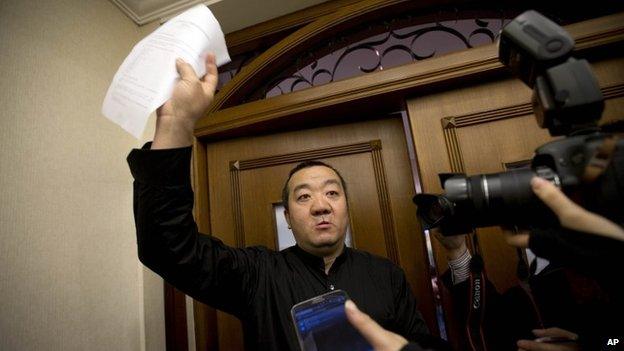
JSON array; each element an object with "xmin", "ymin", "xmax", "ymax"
[{"xmin": 281, "ymin": 160, "xmax": 348, "ymax": 211}]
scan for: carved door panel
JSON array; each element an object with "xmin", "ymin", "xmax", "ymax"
[
  {"xmin": 198, "ymin": 116, "xmax": 436, "ymax": 350},
  {"xmin": 407, "ymin": 57, "xmax": 624, "ymax": 348}
]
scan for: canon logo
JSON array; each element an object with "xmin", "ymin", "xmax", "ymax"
[{"xmin": 472, "ymin": 278, "xmax": 481, "ymax": 309}]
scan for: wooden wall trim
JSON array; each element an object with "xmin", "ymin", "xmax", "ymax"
[
  {"xmin": 442, "ymin": 126, "xmax": 466, "ymax": 173},
  {"xmin": 226, "ymin": 140, "xmax": 400, "ymax": 264},
  {"xmin": 229, "ymin": 163, "xmax": 246, "ymax": 248},
  {"xmin": 440, "ymin": 82, "xmax": 624, "ymax": 173},
  {"xmin": 370, "ymin": 142, "xmax": 400, "ymax": 265},
  {"xmin": 196, "ymin": 12, "xmax": 624, "ymax": 140},
  {"xmin": 442, "ymin": 104, "xmax": 533, "ymax": 129},
  {"xmin": 164, "ymin": 283, "xmax": 189, "ymax": 351},
  {"xmin": 235, "ymin": 141, "xmax": 374, "ymax": 169},
  {"xmin": 603, "ymin": 83, "xmax": 624, "ymax": 99},
  {"xmin": 191, "ymin": 136, "xmax": 219, "ymax": 351},
  {"xmin": 192, "ymin": 140, "xmax": 210, "ymax": 233},
  {"xmin": 441, "ymin": 82, "xmax": 624, "ymax": 129},
  {"xmin": 574, "ymin": 23, "xmax": 624, "ymax": 50}
]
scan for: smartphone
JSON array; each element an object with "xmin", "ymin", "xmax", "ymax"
[{"xmin": 291, "ymin": 289, "xmax": 373, "ymax": 351}]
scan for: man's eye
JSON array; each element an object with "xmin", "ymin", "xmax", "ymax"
[
  {"xmin": 297, "ymin": 194, "xmax": 310, "ymax": 201},
  {"xmin": 327, "ymin": 191, "xmax": 339, "ymax": 196}
]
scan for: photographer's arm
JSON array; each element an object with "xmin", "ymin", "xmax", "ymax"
[
  {"xmin": 505, "ymin": 177, "xmax": 624, "ymax": 249},
  {"xmin": 504, "ymin": 177, "xmax": 624, "ymax": 274},
  {"xmin": 432, "ymin": 231, "xmax": 470, "ymax": 285},
  {"xmin": 531, "ymin": 177, "xmax": 624, "ymax": 241}
]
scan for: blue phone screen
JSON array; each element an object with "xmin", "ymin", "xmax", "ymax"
[{"xmin": 292, "ymin": 292, "xmax": 373, "ymax": 351}]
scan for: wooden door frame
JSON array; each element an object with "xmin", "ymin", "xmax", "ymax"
[
  {"xmin": 171, "ymin": 8, "xmax": 624, "ymax": 351},
  {"xmin": 196, "ymin": 12, "xmax": 624, "ymax": 140}
]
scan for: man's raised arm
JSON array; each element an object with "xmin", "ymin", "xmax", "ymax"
[{"xmin": 126, "ymin": 54, "xmax": 261, "ymax": 317}]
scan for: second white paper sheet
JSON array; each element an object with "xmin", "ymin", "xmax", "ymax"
[{"xmin": 102, "ymin": 4, "xmax": 230, "ymax": 138}]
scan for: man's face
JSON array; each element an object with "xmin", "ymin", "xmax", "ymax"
[{"xmin": 284, "ymin": 166, "xmax": 349, "ymax": 257}]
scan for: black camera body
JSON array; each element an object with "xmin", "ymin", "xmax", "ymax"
[{"xmin": 414, "ymin": 10, "xmax": 623, "ymax": 236}]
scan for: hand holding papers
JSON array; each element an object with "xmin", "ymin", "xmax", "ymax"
[{"xmin": 102, "ymin": 4, "xmax": 230, "ymax": 138}]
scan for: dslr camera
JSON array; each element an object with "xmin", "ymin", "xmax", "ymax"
[{"xmin": 414, "ymin": 10, "xmax": 623, "ymax": 236}]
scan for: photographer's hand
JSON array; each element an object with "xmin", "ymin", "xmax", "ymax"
[
  {"xmin": 531, "ymin": 177, "xmax": 624, "ymax": 241},
  {"xmin": 517, "ymin": 328, "xmax": 580, "ymax": 351},
  {"xmin": 504, "ymin": 177, "xmax": 624, "ymax": 248},
  {"xmin": 152, "ymin": 54, "xmax": 218, "ymax": 150},
  {"xmin": 345, "ymin": 300, "xmax": 409, "ymax": 351}
]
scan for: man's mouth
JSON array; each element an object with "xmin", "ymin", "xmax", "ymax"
[{"xmin": 315, "ymin": 221, "xmax": 332, "ymax": 229}]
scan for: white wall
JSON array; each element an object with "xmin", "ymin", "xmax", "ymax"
[{"xmin": 0, "ymin": 0, "xmax": 165, "ymax": 350}]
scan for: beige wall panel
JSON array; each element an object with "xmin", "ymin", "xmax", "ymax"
[{"xmin": 0, "ymin": 1, "xmax": 163, "ymax": 350}]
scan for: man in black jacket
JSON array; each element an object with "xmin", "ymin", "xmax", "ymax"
[{"xmin": 128, "ymin": 55, "xmax": 447, "ymax": 351}]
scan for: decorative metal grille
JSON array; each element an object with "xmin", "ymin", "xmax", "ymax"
[
  {"xmin": 216, "ymin": 11, "xmax": 514, "ymax": 98},
  {"xmin": 261, "ymin": 17, "xmax": 511, "ymax": 99},
  {"xmin": 216, "ymin": 50, "xmax": 260, "ymax": 91}
]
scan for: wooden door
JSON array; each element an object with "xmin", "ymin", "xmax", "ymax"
[
  {"xmin": 198, "ymin": 116, "xmax": 437, "ymax": 350},
  {"xmin": 407, "ymin": 56, "xmax": 624, "ymax": 348}
]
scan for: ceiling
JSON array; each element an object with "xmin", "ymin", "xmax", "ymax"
[{"xmin": 110, "ymin": 0, "xmax": 331, "ymax": 32}]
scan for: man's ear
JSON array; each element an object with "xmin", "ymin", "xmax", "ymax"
[{"xmin": 284, "ymin": 209, "xmax": 291, "ymax": 229}]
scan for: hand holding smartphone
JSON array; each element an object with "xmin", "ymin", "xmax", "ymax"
[{"xmin": 291, "ymin": 290, "xmax": 373, "ymax": 351}]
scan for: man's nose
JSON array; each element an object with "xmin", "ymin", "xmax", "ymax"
[{"xmin": 310, "ymin": 197, "xmax": 331, "ymax": 216}]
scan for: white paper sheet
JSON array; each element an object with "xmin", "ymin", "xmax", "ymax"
[{"xmin": 102, "ymin": 4, "xmax": 230, "ymax": 138}]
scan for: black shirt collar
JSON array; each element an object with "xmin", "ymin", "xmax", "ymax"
[{"xmin": 292, "ymin": 244, "xmax": 350, "ymax": 272}]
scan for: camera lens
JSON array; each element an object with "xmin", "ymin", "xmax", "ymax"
[
  {"xmin": 413, "ymin": 194, "xmax": 454, "ymax": 229},
  {"xmin": 414, "ymin": 167, "xmax": 560, "ymax": 234},
  {"xmin": 480, "ymin": 168, "xmax": 536, "ymax": 221},
  {"xmin": 442, "ymin": 167, "xmax": 558, "ymax": 227}
]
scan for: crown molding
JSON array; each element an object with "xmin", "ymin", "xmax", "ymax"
[{"xmin": 110, "ymin": 0, "xmax": 221, "ymax": 26}]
